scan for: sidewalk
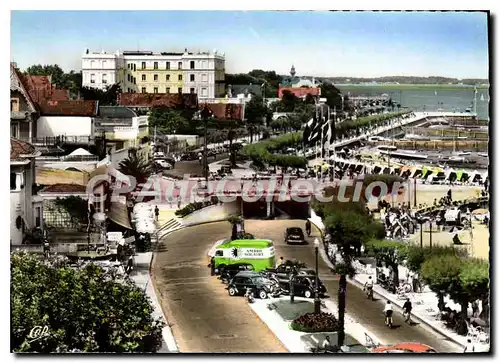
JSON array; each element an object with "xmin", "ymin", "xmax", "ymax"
[
  {"xmin": 130, "ymin": 252, "xmax": 179, "ymax": 353},
  {"xmin": 249, "ymin": 296, "xmax": 383, "ymax": 353},
  {"xmin": 353, "ymin": 270, "xmax": 490, "ymax": 352}
]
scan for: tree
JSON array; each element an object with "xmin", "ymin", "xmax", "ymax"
[
  {"xmin": 148, "ymin": 107, "xmax": 190, "ymax": 134},
  {"xmin": 280, "ymin": 90, "xmax": 299, "ymax": 112},
  {"xmin": 320, "ymin": 81, "xmax": 343, "ymax": 110},
  {"xmin": 406, "ymin": 245, "xmax": 467, "ymax": 274},
  {"xmin": 11, "ymin": 252, "xmax": 163, "ymax": 352},
  {"xmin": 80, "ymin": 83, "xmax": 121, "ymax": 106},
  {"xmin": 244, "ymin": 95, "xmax": 268, "ymax": 142},
  {"xmin": 365, "ymin": 240, "xmax": 408, "ymax": 286},
  {"xmin": 323, "ymin": 203, "xmax": 382, "ymax": 347},
  {"xmin": 118, "ymin": 151, "xmax": 152, "ymax": 184},
  {"xmin": 421, "ymin": 254, "xmax": 462, "ymax": 314}
]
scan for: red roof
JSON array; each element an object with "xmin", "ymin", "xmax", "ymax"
[
  {"xmin": 37, "ymin": 100, "xmax": 98, "ymax": 117},
  {"xmin": 118, "ymin": 93, "xmax": 198, "ymax": 108},
  {"xmin": 11, "ymin": 138, "xmax": 36, "ymax": 161},
  {"xmin": 39, "ymin": 183, "xmax": 87, "ymax": 194},
  {"xmin": 20, "ymin": 74, "xmax": 69, "ymax": 104},
  {"xmin": 203, "ymin": 103, "xmax": 244, "ymax": 120},
  {"xmin": 278, "ymin": 87, "xmax": 321, "ymax": 98}
]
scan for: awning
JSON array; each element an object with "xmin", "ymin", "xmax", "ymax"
[{"xmin": 108, "ymin": 202, "xmax": 132, "ymax": 229}]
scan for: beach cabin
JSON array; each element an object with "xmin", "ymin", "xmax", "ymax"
[
  {"xmin": 427, "ymin": 168, "xmax": 446, "ymax": 184},
  {"xmin": 470, "ymin": 170, "xmax": 483, "ymax": 183},
  {"xmin": 372, "ymin": 165, "xmax": 382, "ymax": 174},
  {"xmin": 455, "ymin": 169, "xmax": 470, "ymax": 183},
  {"xmin": 409, "ymin": 167, "xmax": 422, "ymax": 179},
  {"xmin": 382, "ymin": 167, "xmax": 391, "ymax": 175},
  {"xmin": 445, "ymin": 169, "xmax": 457, "ymax": 183},
  {"xmin": 421, "ymin": 166, "xmax": 433, "ymax": 179}
]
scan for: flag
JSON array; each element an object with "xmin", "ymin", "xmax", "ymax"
[
  {"xmin": 322, "ymin": 119, "xmax": 332, "ymax": 156},
  {"xmin": 307, "ymin": 114, "xmax": 322, "ymax": 145}
]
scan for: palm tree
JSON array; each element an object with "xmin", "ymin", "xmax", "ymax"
[{"xmin": 118, "ymin": 150, "xmax": 153, "ymax": 185}]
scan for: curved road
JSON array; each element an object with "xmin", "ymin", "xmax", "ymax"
[{"xmin": 152, "ymin": 220, "xmax": 461, "ymax": 353}]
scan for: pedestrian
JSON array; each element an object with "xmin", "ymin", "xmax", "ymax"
[
  {"xmin": 277, "ymin": 256, "xmax": 284, "ymax": 268},
  {"xmin": 464, "ymin": 339, "xmax": 475, "ymax": 353},
  {"xmin": 305, "ymin": 220, "xmax": 311, "ymax": 236},
  {"xmin": 154, "ymin": 205, "xmax": 159, "ymax": 221},
  {"xmin": 403, "ymin": 298, "xmax": 412, "ymax": 323}
]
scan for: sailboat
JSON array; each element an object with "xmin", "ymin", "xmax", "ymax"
[{"xmin": 480, "ymin": 93, "xmax": 485, "ymax": 101}]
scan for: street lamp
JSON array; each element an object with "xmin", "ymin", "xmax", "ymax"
[
  {"xmin": 314, "ymin": 238, "xmax": 321, "ymax": 314},
  {"xmin": 196, "ymin": 105, "xmax": 214, "ymax": 185}
]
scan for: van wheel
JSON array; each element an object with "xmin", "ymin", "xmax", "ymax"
[
  {"xmin": 304, "ymin": 289, "xmax": 312, "ymax": 298},
  {"xmin": 217, "ymin": 264, "xmax": 226, "ymax": 275},
  {"xmin": 228, "ymin": 287, "xmax": 237, "ymax": 296},
  {"xmin": 258, "ymin": 290, "xmax": 268, "ymax": 299}
]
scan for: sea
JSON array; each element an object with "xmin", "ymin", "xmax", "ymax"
[{"xmin": 337, "ymin": 86, "xmax": 490, "ymax": 121}]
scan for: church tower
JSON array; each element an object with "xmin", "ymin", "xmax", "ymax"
[{"xmin": 290, "ymin": 64, "xmax": 296, "ymax": 77}]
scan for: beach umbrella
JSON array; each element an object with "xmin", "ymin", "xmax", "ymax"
[
  {"xmin": 421, "ymin": 166, "xmax": 429, "ymax": 177},
  {"xmin": 432, "ymin": 167, "xmax": 443, "ymax": 175},
  {"xmin": 471, "ymin": 208, "xmax": 488, "ymax": 215},
  {"xmin": 456, "ymin": 169, "xmax": 464, "ymax": 181}
]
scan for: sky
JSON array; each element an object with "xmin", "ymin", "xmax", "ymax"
[{"xmin": 10, "ymin": 11, "xmax": 489, "ymax": 79}]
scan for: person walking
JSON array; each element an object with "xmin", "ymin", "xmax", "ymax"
[
  {"xmin": 305, "ymin": 220, "xmax": 311, "ymax": 237},
  {"xmin": 154, "ymin": 205, "xmax": 159, "ymax": 221},
  {"xmin": 403, "ymin": 298, "xmax": 412, "ymax": 323}
]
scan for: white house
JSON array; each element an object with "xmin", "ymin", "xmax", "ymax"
[
  {"xmin": 36, "ymin": 100, "xmax": 98, "ymax": 140},
  {"xmin": 81, "ymin": 49, "xmax": 123, "ymax": 90},
  {"xmin": 10, "ymin": 138, "xmax": 43, "ymax": 245}
]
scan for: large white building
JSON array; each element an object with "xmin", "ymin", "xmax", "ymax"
[{"xmin": 81, "ymin": 48, "xmax": 225, "ymax": 99}]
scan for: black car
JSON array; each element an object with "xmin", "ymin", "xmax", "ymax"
[
  {"xmin": 277, "ymin": 275, "xmax": 327, "ymax": 298},
  {"xmin": 227, "ymin": 272, "xmax": 273, "ymax": 299},
  {"xmin": 284, "ymin": 227, "xmax": 306, "ymax": 244},
  {"xmin": 219, "ymin": 263, "xmax": 254, "ymax": 283}
]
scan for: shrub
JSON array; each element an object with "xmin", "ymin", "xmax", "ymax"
[
  {"xmin": 174, "ymin": 198, "xmax": 219, "ymax": 218},
  {"xmin": 291, "ymin": 312, "xmax": 340, "ymax": 332}
]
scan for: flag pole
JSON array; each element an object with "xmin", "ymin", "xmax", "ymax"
[{"xmin": 320, "ymin": 106, "xmax": 324, "ymax": 159}]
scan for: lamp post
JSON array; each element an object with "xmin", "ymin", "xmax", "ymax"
[
  {"xmin": 198, "ymin": 105, "xmax": 213, "ymax": 185},
  {"xmin": 429, "ymin": 218, "xmax": 433, "ymax": 249},
  {"xmin": 314, "ymin": 238, "xmax": 321, "ymax": 314}
]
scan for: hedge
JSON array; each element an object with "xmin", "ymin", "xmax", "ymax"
[
  {"xmin": 175, "ymin": 196, "xmax": 219, "ymax": 217},
  {"xmin": 242, "ymin": 132, "xmax": 307, "ymax": 168}
]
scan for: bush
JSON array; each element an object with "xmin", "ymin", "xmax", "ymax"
[
  {"xmin": 290, "ymin": 312, "xmax": 340, "ymax": 332},
  {"xmin": 174, "ymin": 197, "xmax": 219, "ymax": 218}
]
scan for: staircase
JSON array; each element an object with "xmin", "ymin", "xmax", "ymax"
[{"xmin": 157, "ymin": 218, "xmax": 183, "ymax": 241}]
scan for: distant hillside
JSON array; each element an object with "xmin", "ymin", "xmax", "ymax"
[{"xmin": 314, "ymin": 76, "xmax": 489, "ymax": 86}]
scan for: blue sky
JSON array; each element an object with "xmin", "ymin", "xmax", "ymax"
[{"xmin": 10, "ymin": 11, "xmax": 489, "ymax": 78}]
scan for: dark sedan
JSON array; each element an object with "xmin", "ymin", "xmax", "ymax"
[
  {"xmin": 219, "ymin": 263, "xmax": 254, "ymax": 283},
  {"xmin": 284, "ymin": 227, "xmax": 306, "ymax": 244},
  {"xmin": 276, "ymin": 275, "xmax": 327, "ymax": 298}
]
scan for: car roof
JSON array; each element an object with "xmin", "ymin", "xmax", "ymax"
[
  {"xmin": 287, "ymin": 227, "xmax": 303, "ymax": 232},
  {"xmin": 234, "ymin": 271, "xmax": 261, "ymax": 277},
  {"xmin": 372, "ymin": 343, "xmax": 436, "ymax": 353}
]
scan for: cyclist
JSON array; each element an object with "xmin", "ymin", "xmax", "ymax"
[
  {"xmin": 364, "ymin": 276, "xmax": 374, "ymax": 300},
  {"xmin": 403, "ymin": 298, "xmax": 412, "ymax": 323},
  {"xmin": 383, "ymin": 300, "xmax": 394, "ymax": 327}
]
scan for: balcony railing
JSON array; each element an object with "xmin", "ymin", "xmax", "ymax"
[{"xmin": 19, "ymin": 136, "xmax": 95, "ymax": 146}]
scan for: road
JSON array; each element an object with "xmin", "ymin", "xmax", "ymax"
[
  {"xmin": 151, "ymin": 222, "xmax": 287, "ymax": 353},
  {"xmin": 152, "ymin": 220, "xmax": 461, "ymax": 353}
]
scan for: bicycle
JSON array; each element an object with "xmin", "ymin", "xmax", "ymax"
[{"xmin": 385, "ymin": 313, "xmax": 393, "ymax": 329}]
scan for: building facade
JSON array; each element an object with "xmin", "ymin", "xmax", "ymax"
[
  {"xmin": 81, "ymin": 48, "xmax": 225, "ymax": 99},
  {"xmin": 81, "ymin": 50, "xmax": 124, "ymax": 90},
  {"xmin": 11, "ymin": 138, "xmax": 43, "ymax": 245}
]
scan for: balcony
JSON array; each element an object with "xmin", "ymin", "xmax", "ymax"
[
  {"xmin": 11, "ymin": 111, "xmax": 29, "ymax": 120},
  {"xmin": 18, "ymin": 136, "xmax": 95, "ymax": 146}
]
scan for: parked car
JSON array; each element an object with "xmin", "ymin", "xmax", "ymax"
[
  {"xmin": 284, "ymin": 227, "xmax": 306, "ymax": 244},
  {"xmin": 219, "ymin": 263, "xmax": 255, "ymax": 283},
  {"xmin": 276, "ymin": 275, "xmax": 327, "ymax": 298},
  {"xmin": 154, "ymin": 159, "xmax": 173, "ymax": 170},
  {"xmin": 227, "ymin": 272, "xmax": 274, "ymax": 299}
]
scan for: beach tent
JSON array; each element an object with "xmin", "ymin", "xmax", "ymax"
[
  {"xmin": 321, "ymin": 163, "xmax": 329, "ymax": 172},
  {"xmin": 68, "ymin": 148, "xmax": 94, "ymax": 157},
  {"xmin": 445, "ymin": 169, "xmax": 457, "ymax": 182},
  {"xmin": 399, "ymin": 166, "xmax": 411, "ymax": 176},
  {"xmin": 421, "ymin": 166, "xmax": 432, "ymax": 179},
  {"xmin": 409, "ymin": 167, "xmax": 422, "ymax": 178},
  {"xmin": 372, "ymin": 165, "xmax": 382, "ymax": 174},
  {"xmin": 354, "ymin": 164, "xmax": 364, "ymax": 173},
  {"xmin": 455, "ymin": 169, "xmax": 469, "ymax": 182},
  {"xmin": 382, "ymin": 167, "xmax": 391, "ymax": 174},
  {"xmin": 482, "ymin": 171, "xmax": 488, "ymax": 181},
  {"xmin": 431, "ymin": 167, "xmax": 443, "ymax": 175},
  {"xmin": 471, "ymin": 170, "xmax": 483, "ymax": 182}
]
